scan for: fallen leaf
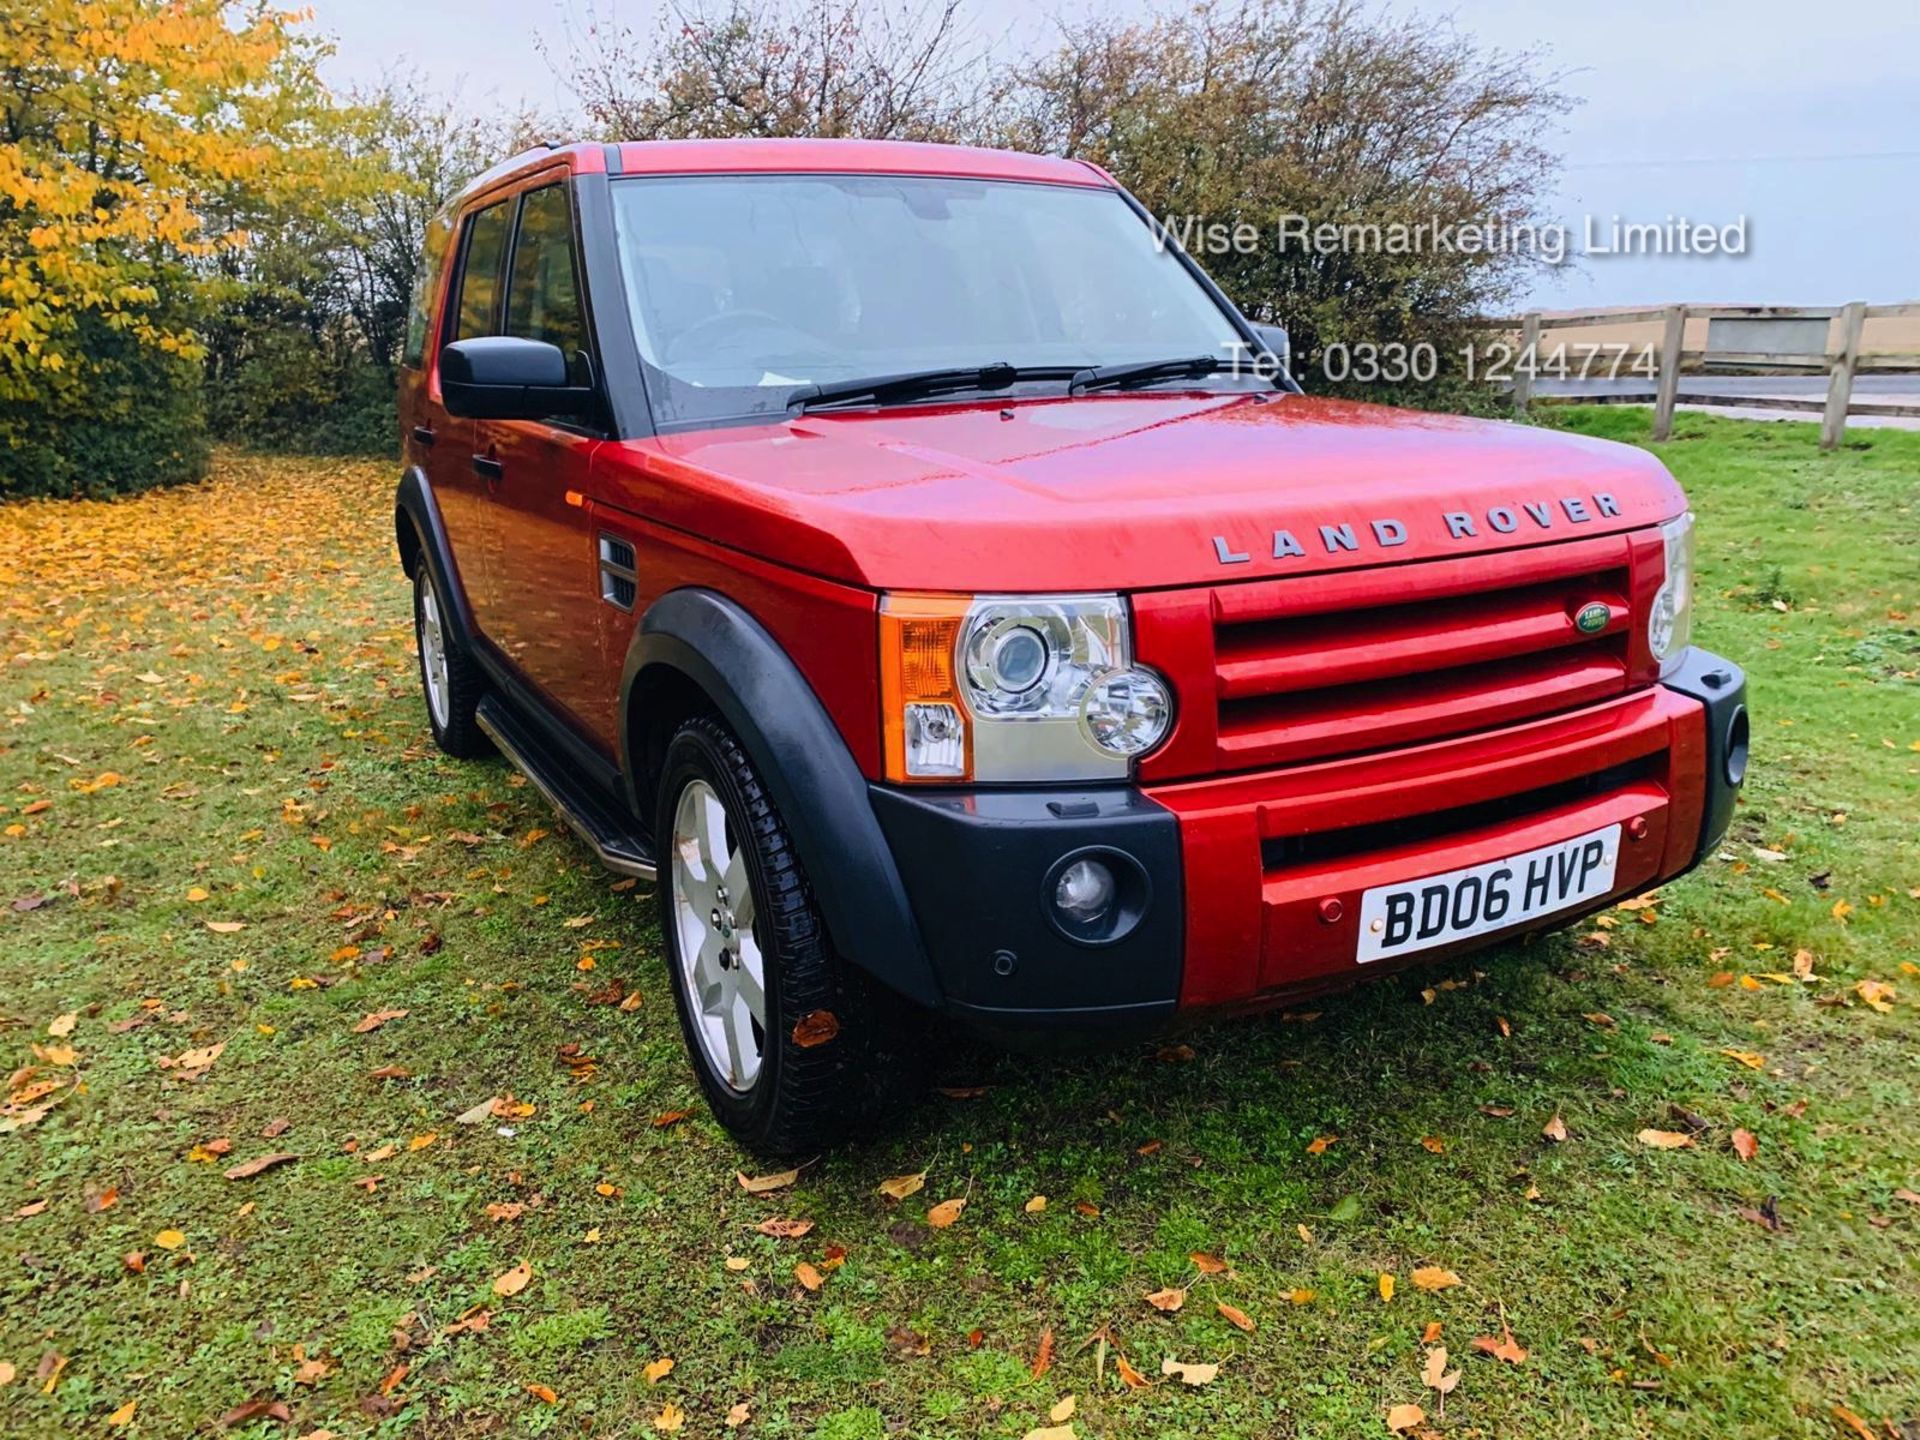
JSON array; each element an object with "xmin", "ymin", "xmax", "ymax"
[
  {"xmin": 654, "ymin": 1401, "xmax": 685, "ymax": 1432},
  {"xmin": 1161, "ymin": 1357, "xmax": 1218, "ymax": 1386},
  {"xmin": 1114, "ymin": 1354, "xmax": 1150, "ymax": 1390},
  {"xmin": 1030, "ymin": 1327, "xmax": 1054, "ymax": 1378},
  {"xmin": 726, "ymin": 1402, "xmax": 751, "ymax": 1428},
  {"xmin": 1420, "ymin": 1135, "xmax": 1447, "ymax": 1154},
  {"xmin": 791, "ymin": 1010, "xmax": 840, "ymax": 1047},
  {"xmin": 1386, "ymin": 1402, "xmax": 1426, "ymax": 1433},
  {"xmin": 1216, "ymin": 1302, "xmax": 1255, "ymax": 1333},
  {"xmin": 738, "ymin": 1169, "xmax": 798, "ymax": 1194},
  {"xmin": 1423, "ymin": 1345, "xmax": 1460, "ymax": 1394},
  {"xmin": 0, "ymin": 1361, "xmax": 12, "ymax": 1385},
  {"xmin": 877, "ymin": 1172, "xmax": 926, "ymax": 1201},
  {"xmin": 1024, "ymin": 1195, "xmax": 1047, "ymax": 1213},
  {"xmin": 205, "ymin": 921, "xmax": 246, "ymax": 934},
  {"xmin": 1023, "ymin": 1428, "xmax": 1076, "ymax": 1440},
  {"xmin": 643, "ymin": 1357, "xmax": 674, "ymax": 1384},
  {"xmin": 1379, "ymin": 1273, "xmax": 1395, "ymax": 1302},
  {"xmin": 224, "ymin": 1152, "xmax": 298, "ymax": 1180},
  {"xmin": 1893, "ymin": 1188, "xmax": 1920, "ymax": 1206},
  {"xmin": 651, "ymin": 1109, "xmax": 692, "ymax": 1128},
  {"xmin": 154, "ymin": 1228, "xmax": 186, "ymax": 1250},
  {"xmin": 1422, "ymin": 1321, "xmax": 1443, "ymax": 1344},
  {"xmin": 755, "ymin": 1217, "xmax": 814, "ymax": 1238},
  {"xmin": 353, "ymin": 1008, "xmax": 408, "ymax": 1033},
  {"xmin": 1473, "ymin": 1328, "xmax": 1528, "ymax": 1364},
  {"xmin": 1543, "ymin": 1114, "xmax": 1568, "ymax": 1143},
  {"xmin": 1411, "ymin": 1266, "xmax": 1461, "ymax": 1292},
  {"xmin": 1189, "ymin": 1251, "xmax": 1228, "ymax": 1274},
  {"xmin": 526, "ymin": 1383, "xmax": 558, "ymax": 1404},
  {"xmin": 1720, "ymin": 1048, "xmax": 1767, "ymax": 1071},
  {"xmin": 1637, "ymin": 1129, "xmax": 1696, "ymax": 1150},
  {"xmin": 1731, "ymin": 1129, "xmax": 1759, "ymax": 1162},
  {"xmin": 1305, "ymin": 1134, "xmax": 1337, "ymax": 1155},
  {"xmin": 1289, "ymin": 1288, "xmax": 1316, "ymax": 1304},
  {"xmin": 1049, "ymin": 1394, "xmax": 1076, "ymax": 1422},
  {"xmin": 1831, "ymin": 1405, "xmax": 1876, "ymax": 1440},
  {"xmin": 1855, "ymin": 980, "xmax": 1896, "ymax": 1013},
  {"xmin": 46, "ymin": 1013, "xmax": 77, "ymax": 1038},
  {"xmin": 1145, "ymin": 1287, "xmax": 1186, "ymax": 1312},
  {"xmin": 108, "ymin": 1399, "xmax": 137, "ymax": 1425},
  {"xmin": 492, "ymin": 1261, "xmax": 533, "ymax": 1297},
  {"xmin": 927, "ymin": 1197, "xmax": 966, "ymax": 1229},
  {"xmin": 794, "ymin": 1261, "xmax": 824, "ymax": 1292}
]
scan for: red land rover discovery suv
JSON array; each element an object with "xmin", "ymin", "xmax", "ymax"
[{"xmin": 395, "ymin": 138, "xmax": 1748, "ymax": 1153}]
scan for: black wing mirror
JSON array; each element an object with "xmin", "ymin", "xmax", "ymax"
[
  {"xmin": 440, "ymin": 336, "xmax": 597, "ymax": 421},
  {"xmin": 1250, "ymin": 323, "xmax": 1290, "ymax": 370}
]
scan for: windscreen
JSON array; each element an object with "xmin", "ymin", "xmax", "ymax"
[{"xmin": 609, "ymin": 173, "xmax": 1245, "ymax": 426}]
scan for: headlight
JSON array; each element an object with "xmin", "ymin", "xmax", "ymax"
[
  {"xmin": 880, "ymin": 593, "xmax": 1173, "ymax": 782},
  {"xmin": 1648, "ymin": 512, "xmax": 1694, "ymax": 675}
]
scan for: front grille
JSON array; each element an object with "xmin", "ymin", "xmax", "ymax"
[
  {"xmin": 1261, "ymin": 756, "xmax": 1656, "ymax": 870},
  {"xmin": 1197, "ymin": 532, "xmax": 1655, "ymax": 775}
]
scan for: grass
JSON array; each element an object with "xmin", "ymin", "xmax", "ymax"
[{"xmin": 1, "ymin": 409, "xmax": 1917, "ymax": 1439}]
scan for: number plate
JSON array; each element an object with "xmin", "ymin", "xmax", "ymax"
[{"xmin": 1355, "ymin": 824, "xmax": 1621, "ymax": 964}]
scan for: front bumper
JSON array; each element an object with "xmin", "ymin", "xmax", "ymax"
[{"xmin": 871, "ymin": 647, "xmax": 1745, "ymax": 1033}]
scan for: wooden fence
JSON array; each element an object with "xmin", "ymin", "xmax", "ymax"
[{"xmin": 1506, "ymin": 302, "xmax": 1920, "ymax": 449}]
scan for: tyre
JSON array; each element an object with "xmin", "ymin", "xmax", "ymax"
[
  {"xmin": 655, "ymin": 714, "xmax": 917, "ymax": 1153},
  {"xmin": 412, "ymin": 565, "xmax": 489, "ymax": 758}
]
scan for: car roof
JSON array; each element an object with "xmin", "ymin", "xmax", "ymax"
[{"xmin": 455, "ymin": 138, "xmax": 1113, "ymax": 206}]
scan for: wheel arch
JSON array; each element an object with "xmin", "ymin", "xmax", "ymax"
[
  {"xmin": 394, "ymin": 466, "xmax": 477, "ymax": 654},
  {"xmin": 621, "ymin": 588, "xmax": 940, "ymax": 1007}
]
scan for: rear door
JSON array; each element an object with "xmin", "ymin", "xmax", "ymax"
[{"xmin": 473, "ymin": 179, "xmax": 616, "ymax": 747}]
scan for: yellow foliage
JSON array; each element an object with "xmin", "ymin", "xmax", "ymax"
[{"xmin": 0, "ymin": 1, "xmax": 355, "ymax": 405}]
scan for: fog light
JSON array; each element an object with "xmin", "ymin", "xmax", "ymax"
[{"xmin": 1053, "ymin": 857, "xmax": 1116, "ymax": 926}]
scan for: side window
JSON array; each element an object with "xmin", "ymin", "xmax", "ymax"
[
  {"xmin": 505, "ymin": 183, "xmax": 588, "ymax": 369},
  {"xmin": 452, "ymin": 200, "xmax": 512, "ymax": 341},
  {"xmin": 400, "ymin": 207, "xmax": 455, "ymax": 370}
]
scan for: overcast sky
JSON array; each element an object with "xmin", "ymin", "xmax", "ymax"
[{"xmin": 311, "ymin": 0, "xmax": 1918, "ymax": 309}]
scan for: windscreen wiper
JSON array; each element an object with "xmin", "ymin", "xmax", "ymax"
[
  {"xmin": 1069, "ymin": 355, "xmax": 1226, "ymax": 395},
  {"xmin": 789, "ymin": 362, "xmax": 1034, "ymax": 412}
]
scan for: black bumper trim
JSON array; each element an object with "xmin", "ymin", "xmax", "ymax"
[
  {"xmin": 868, "ymin": 784, "xmax": 1184, "ymax": 1023},
  {"xmin": 1658, "ymin": 646, "xmax": 1748, "ymax": 867}
]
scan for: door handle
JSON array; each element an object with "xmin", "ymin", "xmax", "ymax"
[
  {"xmin": 411, "ymin": 425, "xmax": 436, "ymax": 448},
  {"xmin": 472, "ymin": 454, "xmax": 504, "ymax": 481}
]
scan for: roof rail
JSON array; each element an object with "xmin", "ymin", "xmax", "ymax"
[{"xmin": 457, "ymin": 142, "xmax": 569, "ymax": 203}]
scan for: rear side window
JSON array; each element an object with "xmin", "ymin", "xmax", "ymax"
[
  {"xmin": 505, "ymin": 183, "xmax": 587, "ymax": 368},
  {"xmin": 452, "ymin": 200, "xmax": 512, "ymax": 340},
  {"xmin": 400, "ymin": 208, "xmax": 455, "ymax": 370}
]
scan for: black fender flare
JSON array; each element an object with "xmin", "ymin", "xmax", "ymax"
[
  {"xmin": 621, "ymin": 588, "xmax": 940, "ymax": 1007},
  {"xmin": 394, "ymin": 466, "xmax": 478, "ymax": 654}
]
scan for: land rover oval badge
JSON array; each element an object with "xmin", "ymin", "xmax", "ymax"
[{"xmin": 1574, "ymin": 601, "xmax": 1611, "ymax": 634}]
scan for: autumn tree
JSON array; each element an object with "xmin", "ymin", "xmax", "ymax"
[
  {"xmin": 201, "ymin": 77, "xmax": 541, "ymax": 455},
  {"xmin": 0, "ymin": 0, "xmax": 344, "ymax": 495},
  {"xmin": 547, "ymin": 0, "xmax": 993, "ymax": 142},
  {"xmin": 1002, "ymin": 0, "xmax": 1571, "ymax": 403}
]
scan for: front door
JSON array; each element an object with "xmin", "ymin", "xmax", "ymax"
[
  {"xmin": 472, "ymin": 179, "xmax": 616, "ymax": 750},
  {"xmin": 424, "ymin": 195, "xmax": 514, "ymax": 615}
]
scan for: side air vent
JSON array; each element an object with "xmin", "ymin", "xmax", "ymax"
[{"xmin": 597, "ymin": 535, "xmax": 637, "ymax": 610}]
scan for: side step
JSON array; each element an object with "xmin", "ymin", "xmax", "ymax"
[{"xmin": 475, "ymin": 695, "xmax": 657, "ymax": 881}]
